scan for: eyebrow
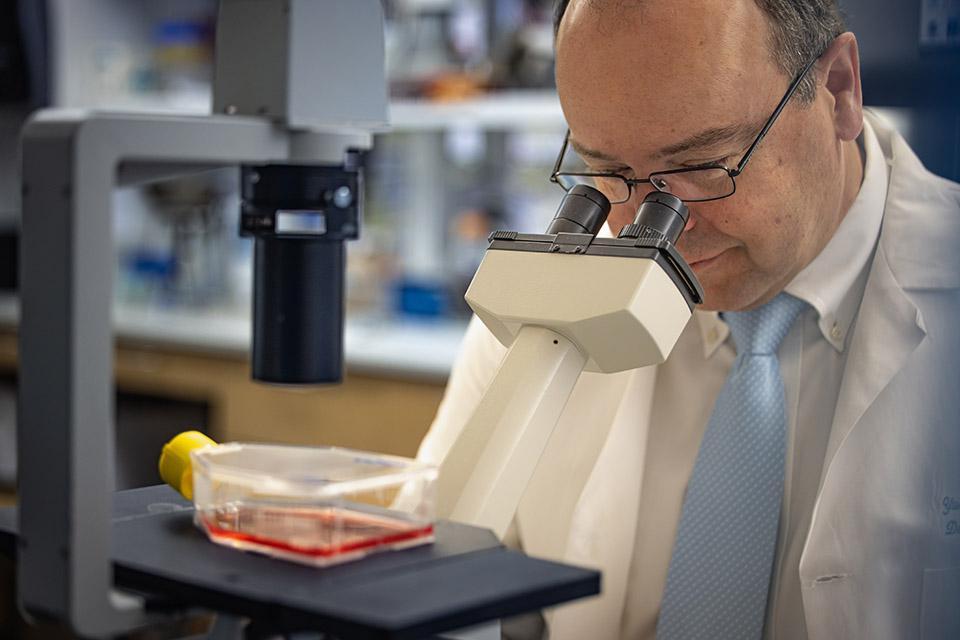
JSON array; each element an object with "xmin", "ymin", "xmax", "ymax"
[
  {"xmin": 652, "ymin": 122, "xmax": 760, "ymax": 159},
  {"xmin": 569, "ymin": 120, "xmax": 764, "ymax": 165},
  {"xmin": 568, "ymin": 138, "xmax": 623, "ymax": 164}
]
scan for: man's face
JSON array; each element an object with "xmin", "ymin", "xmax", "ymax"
[{"xmin": 555, "ymin": 0, "xmax": 853, "ymax": 311}]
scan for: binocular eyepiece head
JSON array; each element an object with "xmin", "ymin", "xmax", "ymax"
[{"xmin": 547, "ymin": 184, "xmax": 689, "ymax": 245}]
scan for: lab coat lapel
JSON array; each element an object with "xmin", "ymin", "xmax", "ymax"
[
  {"xmin": 816, "ymin": 116, "xmax": 935, "ymax": 486},
  {"xmin": 819, "ymin": 241, "xmax": 925, "ymax": 474},
  {"xmin": 800, "ymin": 118, "xmax": 948, "ymax": 638},
  {"xmin": 799, "ymin": 242, "xmax": 925, "ymax": 637}
]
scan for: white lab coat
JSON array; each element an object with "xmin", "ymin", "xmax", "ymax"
[{"xmin": 418, "ymin": 113, "xmax": 960, "ymax": 639}]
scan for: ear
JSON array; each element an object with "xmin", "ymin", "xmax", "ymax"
[{"xmin": 818, "ymin": 32, "xmax": 863, "ymax": 142}]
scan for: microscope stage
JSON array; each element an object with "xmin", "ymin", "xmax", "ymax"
[{"xmin": 0, "ymin": 485, "xmax": 598, "ymax": 639}]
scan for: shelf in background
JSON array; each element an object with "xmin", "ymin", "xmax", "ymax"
[
  {"xmin": 60, "ymin": 91, "xmax": 566, "ymax": 132},
  {"xmin": 389, "ymin": 91, "xmax": 565, "ymax": 130}
]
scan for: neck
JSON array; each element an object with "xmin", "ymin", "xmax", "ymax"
[{"xmin": 836, "ymin": 134, "xmax": 866, "ymax": 225}]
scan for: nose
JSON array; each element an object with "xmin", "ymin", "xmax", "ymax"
[
  {"xmin": 683, "ymin": 206, "xmax": 697, "ymax": 233},
  {"xmin": 607, "ymin": 202, "xmax": 636, "ymax": 234}
]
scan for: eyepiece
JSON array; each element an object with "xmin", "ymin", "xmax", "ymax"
[
  {"xmin": 546, "ymin": 184, "xmax": 611, "ymax": 235},
  {"xmin": 625, "ymin": 192, "xmax": 689, "ymax": 244}
]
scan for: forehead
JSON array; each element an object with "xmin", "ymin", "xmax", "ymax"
[{"xmin": 555, "ymin": 0, "xmax": 781, "ymax": 160}]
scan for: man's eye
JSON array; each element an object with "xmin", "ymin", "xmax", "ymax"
[
  {"xmin": 651, "ymin": 175, "xmax": 669, "ymax": 190},
  {"xmin": 684, "ymin": 159, "xmax": 726, "ymax": 170},
  {"xmin": 593, "ymin": 167, "xmax": 634, "ymax": 179},
  {"xmin": 686, "ymin": 154, "xmax": 739, "ymax": 170}
]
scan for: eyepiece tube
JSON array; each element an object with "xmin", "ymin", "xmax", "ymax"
[
  {"xmin": 546, "ymin": 184, "xmax": 611, "ymax": 235},
  {"xmin": 628, "ymin": 192, "xmax": 689, "ymax": 244}
]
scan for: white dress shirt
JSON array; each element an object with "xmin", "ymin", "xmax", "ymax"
[{"xmin": 619, "ymin": 117, "xmax": 888, "ymax": 640}]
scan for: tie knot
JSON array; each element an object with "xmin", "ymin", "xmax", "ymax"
[{"xmin": 724, "ymin": 292, "xmax": 806, "ymax": 356}]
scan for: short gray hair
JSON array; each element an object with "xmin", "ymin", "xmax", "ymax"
[{"xmin": 553, "ymin": 0, "xmax": 846, "ymax": 103}]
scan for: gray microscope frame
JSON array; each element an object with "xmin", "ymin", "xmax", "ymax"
[{"xmin": 16, "ymin": 1, "xmax": 386, "ymax": 635}]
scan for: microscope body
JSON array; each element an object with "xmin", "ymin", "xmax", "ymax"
[
  {"xmin": 437, "ymin": 190, "xmax": 704, "ymax": 538},
  {"xmin": 467, "ymin": 232, "xmax": 695, "ymax": 374},
  {"xmin": 16, "ymin": 1, "xmax": 703, "ymax": 634}
]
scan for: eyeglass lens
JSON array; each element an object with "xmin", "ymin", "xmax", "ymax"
[
  {"xmin": 649, "ymin": 168, "xmax": 735, "ymax": 201},
  {"xmin": 556, "ymin": 173, "xmax": 632, "ymax": 203}
]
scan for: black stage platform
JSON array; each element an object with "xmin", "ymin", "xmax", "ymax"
[{"xmin": 0, "ymin": 485, "xmax": 599, "ymax": 639}]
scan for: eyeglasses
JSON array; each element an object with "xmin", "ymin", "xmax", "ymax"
[{"xmin": 550, "ymin": 55, "xmax": 819, "ymax": 204}]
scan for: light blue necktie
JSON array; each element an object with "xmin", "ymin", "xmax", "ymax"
[{"xmin": 656, "ymin": 292, "xmax": 806, "ymax": 640}]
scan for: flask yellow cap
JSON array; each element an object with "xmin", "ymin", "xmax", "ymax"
[{"xmin": 158, "ymin": 431, "xmax": 217, "ymax": 501}]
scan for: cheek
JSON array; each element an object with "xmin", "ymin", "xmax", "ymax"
[
  {"xmin": 685, "ymin": 200, "xmax": 741, "ymax": 237},
  {"xmin": 725, "ymin": 161, "xmax": 809, "ymax": 253},
  {"xmin": 740, "ymin": 201, "xmax": 815, "ymax": 277},
  {"xmin": 699, "ymin": 193, "xmax": 798, "ymax": 267}
]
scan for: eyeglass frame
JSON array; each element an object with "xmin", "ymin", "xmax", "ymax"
[{"xmin": 549, "ymin": 54, "xmax": 821, "ymax": 204}]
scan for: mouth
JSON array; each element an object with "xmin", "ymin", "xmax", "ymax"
[{"xmin": 687, "ymin": 251, "xmax": 726, "ymax": 272}]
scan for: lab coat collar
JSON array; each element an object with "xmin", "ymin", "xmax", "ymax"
[{"xmin": 867, "ymin": 110, "xmax": 960, "ymax": 290}]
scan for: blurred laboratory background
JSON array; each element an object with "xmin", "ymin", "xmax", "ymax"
[
  {"xmin": 0, "ymin": 0, "xmax": 571, "ymax": 501},
  {"xmin": 0, "ymin": 0, "xmax": 957, "ymax": 499}
]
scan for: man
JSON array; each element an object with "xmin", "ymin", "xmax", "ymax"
[{"xmin": 419, "ymin": 0, "xmax": 960, "ymax": 638}]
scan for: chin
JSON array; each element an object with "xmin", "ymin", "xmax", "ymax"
[
  {"xmin": 693, "ymin": 256, "xmax": 786, "ymax": 312},
  {"xmin": 698, "ymin": 280, "xmax": 777, "ymax": 313}
]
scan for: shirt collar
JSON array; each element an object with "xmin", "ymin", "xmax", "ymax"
[
  {"xmin": 695, "ymin": 310, "xmax": 729, "ymax": 358},
  {"xmin": 695, "ymin": 116, "xmax": 889, "ymax": 357},
  {"xmin": 784, "ymin": 116, "xmax": 887, "ymax": 352}
]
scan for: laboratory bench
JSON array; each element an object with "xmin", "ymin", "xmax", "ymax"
[{"xmin": 0, "ymin": 294, "xmax": 466, "ymax": 464}]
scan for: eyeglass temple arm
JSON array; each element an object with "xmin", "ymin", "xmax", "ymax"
[
  {"xmin": 550, "ymin": 129, "xmax": 572, "ymax": 181},
  {"xmin": 730, "ymin": 56, "xmax": 819, "ymax": 177}
]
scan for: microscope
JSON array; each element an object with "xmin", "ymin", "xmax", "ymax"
[{"xmin": 435, "ymin": 186, "xmax": 703, "ymax": 537}]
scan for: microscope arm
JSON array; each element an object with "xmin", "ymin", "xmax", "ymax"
[
  {"xmin": 437, "ymin": 325, "xmax": 586, "ymax": 539},
  {"xmin": 17, "ymin": 1, "xmax": 388, "ymax": 634},
  {"xmin": 18, "ymin": 111, "xmax": 366, "ymax": 636},
  {"xmin": 19, "ymin": 112, "xmax": 278, "ymax": 634}
]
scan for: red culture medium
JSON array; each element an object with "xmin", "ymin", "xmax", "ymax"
[{"xmin": 200, "ymin": 505, "xmax": 435, "ymax": 558}]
